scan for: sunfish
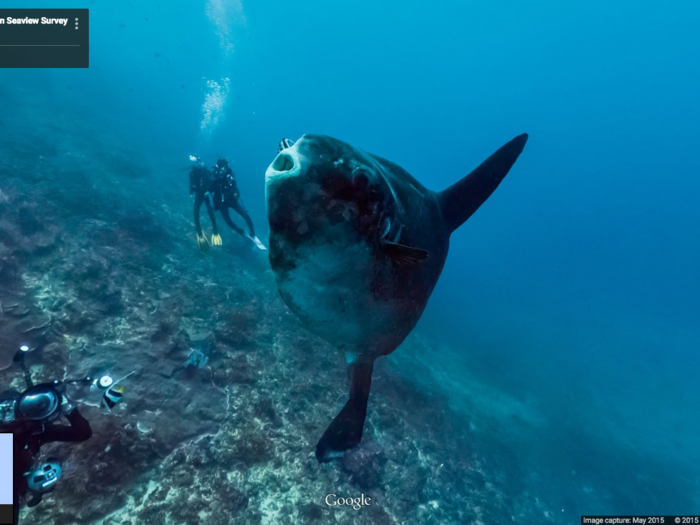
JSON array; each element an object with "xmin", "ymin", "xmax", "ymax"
[{"xmin": 265, "ymin": 133, "xmax": 528, "ymax": 461}]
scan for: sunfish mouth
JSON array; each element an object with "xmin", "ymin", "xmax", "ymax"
[{"xmin": 266, "ymin": 137, "xmax": 302, "ymax": 181}]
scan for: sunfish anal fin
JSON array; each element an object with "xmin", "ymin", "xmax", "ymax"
[{"xmin": 316, "ymin": 360, "xmax": 374, "ymax": 462}]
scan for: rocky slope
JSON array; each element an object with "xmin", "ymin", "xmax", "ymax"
[{"xmin": 0, "ymin": 87, "xmax": 554, "ymax": 525}]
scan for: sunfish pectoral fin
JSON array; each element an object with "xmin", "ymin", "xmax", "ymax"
[
  {"xmin": 381, "ymin": 240, "xmax": 429, "ymax": 265},
  {"xmin": 438, "ymin": 133, "xmax": 528, "ymax": 233},
  {"xmin": 316, "ymin": 360, "xmax": 374, "ymax": 463}
]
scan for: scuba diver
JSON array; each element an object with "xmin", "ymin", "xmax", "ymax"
[
  {"xmin": 12, "ymin": 399, "xmax": 91, "ymax": 523},
  {"xmin": 209, "ymin": 158, "xmax": 266, "ymax": 251},
  {"xmin": 189, "ymin": 155, "xmax": 218, "ymax": 251},
  {"xmin": 2, "ymin": 345, "xmax": 126, "ymax": 524}
]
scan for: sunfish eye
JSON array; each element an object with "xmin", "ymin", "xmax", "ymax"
[{"xmin": 351, "ymin": 169, "xmax": 369, "ymax": 189}]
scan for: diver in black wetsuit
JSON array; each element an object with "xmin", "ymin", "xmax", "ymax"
[
  {"xmin": 10, "ymin": 394, "xmax": 92, "ymax": 524},
  {"xmin": 209, "ymin": 158, "xmax": 266, "ymax": 250},
  {"xmin": 189, "ymin": 155, "xmax": 218, "ymax": 251}
]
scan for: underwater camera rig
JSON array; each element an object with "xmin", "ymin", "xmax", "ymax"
[
  {"xmin": 0, "ymin": 345, "xmax": 125, "ymax": 426},
  {"xmin": 1, "ymin": 344, "xmax": 130, "ymax": 495}
]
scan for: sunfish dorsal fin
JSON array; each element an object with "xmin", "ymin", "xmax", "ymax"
[{"xmin": 438, "ymin": 133, "xmax": 528, "ymax": 233}]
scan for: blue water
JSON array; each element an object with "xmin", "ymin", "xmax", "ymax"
[{"xmin": 3, "ymin": 0, "xmax": 700, "ymax": 521}]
